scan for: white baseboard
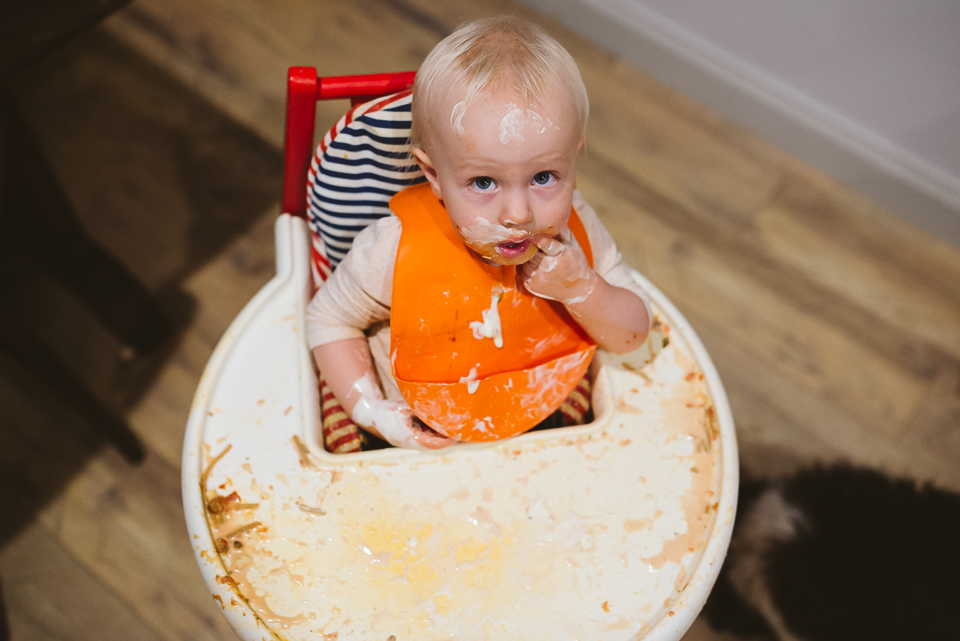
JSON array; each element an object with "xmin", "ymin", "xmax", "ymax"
[{"xmin": 520, "ymin": 0, "xmax": 960, "ymax": 249}]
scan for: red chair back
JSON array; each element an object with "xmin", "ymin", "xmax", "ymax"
[{"xmin": 282, "ymin": 67, "xmax": 416, "ymax": 217}]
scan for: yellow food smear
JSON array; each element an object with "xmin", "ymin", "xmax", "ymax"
[
  {"xmin": 363, "ymin": 521, "xmax": 432, "ymax": 558},
  {"xmin": 407, "ymin": 560, "xmax": 438, "ymax": 592},
  {"xmin": 356, "ymin": 510, "xmax": 521, "ymax": 616},
  {"xmin": 455, "ymin": 541, "xmax": 488, "ymax": 564},
  {"xmin": 433, "ymin": 594, "xmax": 451, "ymax": 615}
]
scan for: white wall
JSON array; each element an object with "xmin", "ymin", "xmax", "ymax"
[{"xmin": 520, "ymin": 0, "xmax": 960, "ymax": 247}]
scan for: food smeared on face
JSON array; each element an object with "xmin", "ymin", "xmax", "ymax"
[
  {"xmin": 457, "ymin": 217, "xmax": 537, "ymax": 263},
  {"xmin": 414, "ymin": 84, "xmax": 582, "ymax": 266},
  {"xmin": 498, "ymin": 103, "xmax": 547, "ymax": 146}
]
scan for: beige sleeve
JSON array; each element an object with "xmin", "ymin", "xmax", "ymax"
[
  {"xmin": 304, "ymin": 216, "xmax": 400, "ymax": 350},
  {"xmin": 573, "ymin": 191, "xmax": 653, "ymax": 317}
]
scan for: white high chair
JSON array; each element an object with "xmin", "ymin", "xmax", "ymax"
[{"xmin": 183, "ymin": 68, "xmax": 738, "ymax": 641}]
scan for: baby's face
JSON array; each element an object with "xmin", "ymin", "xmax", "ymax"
[{"xmin": 413, "ymin": 87, "xmax": 582, "ymax": 266}]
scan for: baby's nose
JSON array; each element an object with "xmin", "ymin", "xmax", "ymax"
[{"xmin": 500, "ymin": 192, "xmax": 533, "ymax": 226}]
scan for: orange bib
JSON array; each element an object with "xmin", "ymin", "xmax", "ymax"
[{"xmin": 390, "ymin": 183, "xmax": 596, "ymax": 441}]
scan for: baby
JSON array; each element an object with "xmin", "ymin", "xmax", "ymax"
[{"xmin": 306, "ymin": 16, "xmax": 650, "ymax": 450}]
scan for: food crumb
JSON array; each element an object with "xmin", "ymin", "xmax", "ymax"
[
  {"xmin": 299, "ymin": 503, "xmax": 327, "ymax": 515},
  {"xmin": 601, "ymin": 601, "xmax": 609, "ymax": 612}
]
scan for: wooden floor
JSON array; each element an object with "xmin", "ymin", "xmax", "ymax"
[{"xmin": 2, "ymin": 0, "xmax": 959, "ymax": 639}]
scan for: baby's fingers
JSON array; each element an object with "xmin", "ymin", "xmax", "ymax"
[
  {"xmin": 414, "ymin": 428, "xmax": 457, "ymax": 449},
  {"xmin": 522, "ymin": 250, "xmax": 543, "ymax": 272},
  {"xmin": 410, "ymin": 417, "xmax": 457, "ymax": 449},
  {"xmin": 533, "ymin": 233, "xmax": 564, "ymax": 257}
]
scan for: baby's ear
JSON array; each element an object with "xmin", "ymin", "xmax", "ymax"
[{"xmin": 411, "ymin": 148, "xmax": 443, "ymax": 200}]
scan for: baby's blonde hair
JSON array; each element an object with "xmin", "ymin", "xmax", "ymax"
[{"xmin": 411, "ymin": 16, "xmax": 588, "ymax": 150}]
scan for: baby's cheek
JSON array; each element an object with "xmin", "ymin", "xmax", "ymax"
[
  {"xmin": 544, "ymin": 203, "xmax": 573, "ymax": 233},
  {"xmin": 539, "ymin": 223, "xmax": 563, "ymax": 238}
]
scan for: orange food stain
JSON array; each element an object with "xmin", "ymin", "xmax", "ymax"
[{"xmin": 623, "ymin": 519, "xmax": 651, "ymax": 533}]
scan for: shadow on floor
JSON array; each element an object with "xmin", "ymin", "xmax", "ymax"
[{"xmin": 0, "ymin": 25, "xmax": 282, "ymax": 636}]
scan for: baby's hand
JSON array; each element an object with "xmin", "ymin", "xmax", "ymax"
[
  {"xmin": 520, "ymin": 227, "xmax": 598, "ymax": 305},
  {"xmin": 352, "ymin": 396, "xmax": 456, "ymax": 450}
]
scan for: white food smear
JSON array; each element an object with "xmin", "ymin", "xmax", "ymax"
[
  {"xmin": 472, "ymin": 416, "xmax": 493, "ymax": 434},
  {"xmin": 470, "ymin": 287, "xmax": 505, "ymax": 348},
  {"xmin": 499, "ymin": 103, "xmax": 546, "ymax": 146},
  {"xmin": 458, "ymin": 216, "xmax": 518, "ymax": 246},
  {"xmin": 563, "ymin": 285, "xmax": 595, "ymax": 306},
  {"xmin": 450, "ymin": 100, "xmax": 467, "ymax": 136},
  {"xmin": 348, "ymin": 373, "xmax": 425, "ymax": 450},
  {"xmin": 458, "ymin": 364, "xmax": 481, "ymax": 394}
]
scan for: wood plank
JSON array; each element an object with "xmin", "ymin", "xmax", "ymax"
[
  {"xmin": 9, "ymin": 22, "xmax": 286, "ymax": 463},
  {"xmin": 786, "ymin": 160, "xmax": 960, "ymax": 300},
  {"xmin": 102, "ymin": 0, "xmax": 443, "ymax": 146},
  {"xmin": 687, "ymin": 310, "xmax": 960, "ymax": 491},
  {"xmin": 1, "ymin": 523, "xmax": 164, "ymax": 641},
  {"xmin": 39, "ymin": 448, "xmax": 237, "ymax": 641},
  {"xmin": 0, "ymin": 350, "xmax": 111, "ymax": 549},
  {"xmin": 0, "ymin": 347, "xmax": 231, "ymax": 641},
  {"xmin": 680, "ymin": 616, "xmax": 756, "ymax": 641},
  {"xmin": 755, "ymin": 173, "xmax": 960, "ymax": 365},
  {"xmin": 898, "ymin": 365, "xmax": 960, "ymax": 488},
  {"xmin": 583, "ymin": 149, "xmax": 956, "ymax": 376},
  {"xmin": 128, "ymin": 208, "xmax": 279, "ymax": 467},
  {"xmin": 580, "ymin": 58, "xmax": 785, "ymax": 231},
  {"xmin": 13, "ymin": 27, "xmax": 283, "ymax": 293}
]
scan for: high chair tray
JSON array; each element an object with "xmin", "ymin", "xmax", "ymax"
[{"xmin": 183, "ymin": 214, "xmax": 738, "ymax": 641}]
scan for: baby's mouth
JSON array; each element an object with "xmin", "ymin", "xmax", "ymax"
[{"xmin": 495, "ymin": 239, "xmax": 531, "ymax": 259}]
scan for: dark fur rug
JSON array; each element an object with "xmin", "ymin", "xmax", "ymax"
[{"xmin": 703, "ymin": 464, "xmax": 960, "ymax": 641}]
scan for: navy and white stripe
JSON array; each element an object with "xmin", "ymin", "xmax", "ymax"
[{"xmin": 307, "ymin": 92, "xmax": 424, "ymax": 270}]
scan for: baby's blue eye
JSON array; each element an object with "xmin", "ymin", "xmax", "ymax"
[
  {"xmin": 471, "ymin": 176, "xmax": 495, "ymax": 191},
  {"xmin": 532, "ymin": 171, "xmax": 555, "ymax": 186}
]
